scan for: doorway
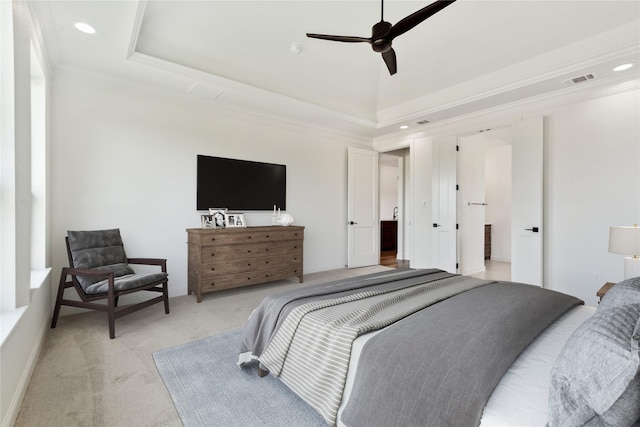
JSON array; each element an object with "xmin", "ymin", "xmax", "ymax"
[
  {"xmin": 458, "ymin": 128, "xmax": 513, "ymax": 282},
  {"xmin": 379, "ymin": 150, "xmax": 410, "ymax": 268}
]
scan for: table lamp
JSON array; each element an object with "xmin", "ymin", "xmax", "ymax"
[{"xmin": 609, "ymin": 224, "xmax": 640, "ymax": 279}]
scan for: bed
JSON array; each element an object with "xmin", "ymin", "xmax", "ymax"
[{"xmin": 237, "ymin": 269, "xmax": 640, "ymax": 427}]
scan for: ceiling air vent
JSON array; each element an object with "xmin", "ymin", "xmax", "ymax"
[
  {"xmin": 416, "ymin": 119, "xmax": 430, "ymax": 125},
  {"xmin": 564, "ymin": 73, "xmax": 596, "ymax": 86}
]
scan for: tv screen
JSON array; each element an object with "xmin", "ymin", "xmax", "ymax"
[{"xmin": 196, "ymin": 155, "xmax": 286, "ymax": 211}]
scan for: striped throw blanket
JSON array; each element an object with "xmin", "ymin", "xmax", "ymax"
[{"xmin": 258, "ymin": 274, "xmax": 492, "ymax": 425}]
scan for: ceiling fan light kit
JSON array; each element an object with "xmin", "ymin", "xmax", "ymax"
[{"xmin": 306, "ymin": 0, "xmax": 457, "ymax": 75}]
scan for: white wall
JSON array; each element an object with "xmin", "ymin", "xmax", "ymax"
[
  {"xmin": 1, "ymin": 4, "xmax": 52, "ymax": 427},
  {"xmin": 544, "ymin": 89, "xmax": 640, "ymax": 305},
  {"xmin": 50, "ymin": 73, "xmax": 369, "ymax": 307}
]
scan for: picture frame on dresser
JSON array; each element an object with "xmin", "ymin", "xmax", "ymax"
[
  {"xmin": 208, "ymin": 208, "xmax": 227, "ymax": 228},
  {"xmin": 201, "ymin": 214, "xmax": 215, "ymax": 229},
  {"xmin": 225, "ymin": 213, "xmax": 246, "ymax": 228}
]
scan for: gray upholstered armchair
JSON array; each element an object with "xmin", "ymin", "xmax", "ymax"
[{"xmin": 51, "ymin": 229, "xmax": 169, "ymax": 338}]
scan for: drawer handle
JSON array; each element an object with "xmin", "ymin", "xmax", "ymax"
[
  {"xmin": 211, "ymin": 253, "xmax": 215, "ymax": 257},
  {"xmin": 211, "ymin": 238, "xmax": 216, "ymax": 241},
  {"xmin": 210, "ymin": 283, "xmax": 215, "ymax": 287},
  {"xmin": 247, "ymin": 263, "xmax": 251, "ymax": 267},
  {"xmin": 266, "ymin": 235, "xmax": 270, "ymax": 238},
  {"xmin": 265, "ymin": 248, "xmax": 269, "ymax": 252},
  {"xmin": 265, "ymin": 261, "xmax": 269, "ymax": 264},
  {"xmin": 247, "ymin": 249, "xmax": 251, "ymax": 253},
  {"xmin": 247, "ymin": 236, "xmax": 252, "ymax": 239},
  {"xmin": 211, "ymin": 267, "xmax": 215, "ymax": 271}
]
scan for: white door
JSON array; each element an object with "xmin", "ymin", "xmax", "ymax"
[
  {"xmin": 458, "ymin": 135, "xmax": 486, "ymax": 276},
  {"xmin": 511, "ymin": 116, "xmax": 544, "ymax": 285},
  {"xmin": 432, "ymin": 140, "xmax": 458, "ymax": 273},
  {"xmin": 347, "ymin": 147, "xmax": 379, "ymax": 268}
]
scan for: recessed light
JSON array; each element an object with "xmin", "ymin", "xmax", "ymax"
[
  {"xmin": 400, "ymin": 125, "xmax": 408, "ymax": 129},
  {"xmin": 613, "ymin": 63, "xmax": 634, "ymax": 72},
  {"xmin": 74, "ymin": 22, "xmax": 96, "ymax": 34}
]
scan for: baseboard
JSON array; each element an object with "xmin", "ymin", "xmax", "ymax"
[{"xmin": 2, "ymin": 321, "xmax": 47, "ymax": 427}]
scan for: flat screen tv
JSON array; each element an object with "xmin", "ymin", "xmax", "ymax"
[{"xmin": 196, "ymin": 155, "xmax": 286, "ymax": 211}]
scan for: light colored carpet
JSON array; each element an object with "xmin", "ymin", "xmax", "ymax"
[
  {"xmin": 153, "ymin": 329, "xmax": 325, "ymax": 427},
  {"xmin": 14, "ymin": 265, "xmax": 391, "ymax": 427}
]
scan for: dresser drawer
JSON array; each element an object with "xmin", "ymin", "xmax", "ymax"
[
  {"xmin": 191, "ymin": 227, "xmax": 303, "ymax": 247},
  {"xmin": 198, "ymin": 240, "xmax": 302, "ymax": 262},
  {"xmin": 201, "ymin": 253, "xmax": 302, "ymax": 277},
  {"xmin": 200, "ymin": 266, "xmax": 304, "ymax": 292}
]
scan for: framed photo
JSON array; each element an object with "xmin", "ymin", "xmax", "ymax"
[
  {"xmin": 225, "ymin": 213, "xmax": 246, "ymax": 228},
  {"xmin": 208, "ymin": 208, "xmax": 228, "ymax": 228},
  {"xmin": 201, "ymin": 214, "xmax": 215, "ymax": 229}
]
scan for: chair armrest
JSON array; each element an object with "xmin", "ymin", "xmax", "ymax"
[
  {"xmin": 64, "ymin": 267, "xmax": 114, "ymax": 280},
  {"xmin": 127, "ymin": 258, "xmax": 167, "ymax": 272}
]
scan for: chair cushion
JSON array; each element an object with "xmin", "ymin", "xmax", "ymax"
[
  {"xmin": 67, "ymin": 229, "xmax": 136, "ymax": 290},
  {"xmin": 85, "ymin": 272, "xmax": 168, "ymax": 294}
]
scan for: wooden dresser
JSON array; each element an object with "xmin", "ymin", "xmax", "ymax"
[{"xmin": 187, "ymin": 226, "xmax": 304, "ymax": 302}]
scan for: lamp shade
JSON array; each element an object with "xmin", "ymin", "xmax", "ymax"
[{"xmin": 609, "ymin": 225, "xmax": 640, "ymax": 256}]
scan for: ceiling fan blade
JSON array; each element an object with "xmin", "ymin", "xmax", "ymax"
[
  {"xmin": 306, "ymin": 33, "xmax": 371, "ymax": 44},
  {"xmin": 382, "ymin": 48, "xmax": 397, "ymax": 75},
  {"xmin": 387, "ymin": 0, "xmax": 456, "ymax": 40}
]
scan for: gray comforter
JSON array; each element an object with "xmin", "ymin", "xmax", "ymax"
[
  {"xmin": 340, "ymin": 281, "xmax": 583, "ymax": 427},
  {"xmin": 238, "ymin": 269, "xmax": 583, "ymax": 426}
]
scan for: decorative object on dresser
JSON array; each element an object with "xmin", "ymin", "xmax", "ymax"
[
  {"xmin": 208, "ymin": 208, "xmax": 228, "ymax": 228},
  {"xmin": 608, "ymin": 224, "xmax": 640, "ymax": 279},
  {"xmin": 186, "ymin": 226, "xmax": 304, "ymax": 302},
  {"xmin": 201, "ymin": 214, "xmax": 215, "ymax": 229},
  {"xmin": 276, "ymin": 213, "xmax": 294, "ymax": 226},
  {"xmin": 225, "ymin": 213, "xmax": 246, "ymax": 228}
]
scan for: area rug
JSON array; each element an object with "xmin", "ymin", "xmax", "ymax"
[{"xmin": 153, "ymin": 329, "xmax": 326, "ymax": 427}]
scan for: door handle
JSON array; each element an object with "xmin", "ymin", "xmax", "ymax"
[
  {"xmin": 433, "ymin": 223, "xmax": 441, "ymax": 228},
  {"xmin": 525, "ymin": 227, "xmax": 539, "ymax": 232},
  {"xmin": 349, "ymin": 221, "xmax": 358, "ymax": 225}
]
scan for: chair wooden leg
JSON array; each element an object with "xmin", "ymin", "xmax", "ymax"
[
  {"xmin": 108, "ymin": 286, "xmax": 116, "ymax": 339},
  {"xmin": 163, "ymin": 281, "xmax": 170, "ymax": 314},
  {"xmin": 51, "ymin": 269, "xmax": 68, "ymax": 329}
]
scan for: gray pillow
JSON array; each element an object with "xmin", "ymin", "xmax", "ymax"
[
  {"xmin": 599, "ymin": 277, "xmax": 640, "ymax": 312},
  {"xmin": 548, "ymin": 303, "xmax": 640, "ymax": 427}
]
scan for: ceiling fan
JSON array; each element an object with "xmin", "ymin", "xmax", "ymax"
[{"xmin": 306, "ymin": 0, "xmax": 457, "ymax": 75}]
